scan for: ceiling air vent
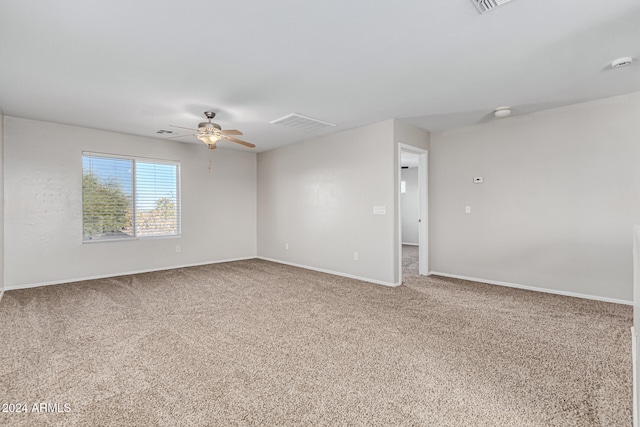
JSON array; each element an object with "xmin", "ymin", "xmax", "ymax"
[
  {"xmin": 270, "ymin": 113, "xmax": 336, "ymax": 133},
  {"xmin": 471, "ymin": 0, "xmax": 513, "ymax": 14}
]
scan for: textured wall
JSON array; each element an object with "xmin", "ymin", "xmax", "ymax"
[
  {"xmin": 257, "ymin": 119, "xmax": 430, "ymax": 285},
  {"xmin": 430, "ymin": 92, "xmax": 640, "ymax": 301},
  {"xmin": 258, "ymin": 120, "xmax": 397, "ymax": 284},
  {"xmin": 0, "ymin": 110, "xmax": 4, "ymax": 296},
  {"xmin": 3, "ymin": 117, "xmax": 257, "ymax": 288}
]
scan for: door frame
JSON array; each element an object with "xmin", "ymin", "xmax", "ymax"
[{"xmin": 398, "ymin": 144, "xmax": 429, "ymax": 283}]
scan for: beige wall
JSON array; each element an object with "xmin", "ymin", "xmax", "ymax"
[
  {"xmin": 257, "ymin": 120, "xmax": 397, "ymax": 284},
  {"xmin": 257, "ymin": 119, "xmax": 429, "ymax": 285},
  {"xmin": 3, "ymin": 117, "xmax": 257, "ymax": 289},
  {"xmin": 394, "ymin": 119, "xmax": 431, "ymax": 152},
  {"xmin": 0, "ymin": 110, "xmax": 4, "ymax": 297},
  {"xmin": 430, "ymin": 92, "xmax": 640, "ymax": 302},
  {"xmin": 394, "ymin": 120, "xmax": 430, "ymax": 279}
]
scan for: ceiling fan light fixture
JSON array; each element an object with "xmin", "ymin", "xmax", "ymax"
[{"xmin": 198, "ymin": 134, "xmax": 221, "ymax": 144}]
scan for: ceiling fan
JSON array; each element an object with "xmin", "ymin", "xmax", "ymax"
[{"xmin": 168, "ymin": 112, "xmax": 255, "ymax": 150}]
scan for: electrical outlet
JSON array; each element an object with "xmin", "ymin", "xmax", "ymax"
[
  {"xmin": 465, "ymin": 206, "xmax": 471, "ymax": 214},
  {"xmin": 175, "ymin": 245, "xmax": 181, "ymax": 253},
  {"xmin": 354, "ymin": 252, "xmax": 359, "ymax": 261},
  {"xmin": 285, "ymin": 243, "xmax": 289, "ymax": 250}
]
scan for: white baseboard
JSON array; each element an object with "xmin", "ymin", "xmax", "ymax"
[
  {"xmin": 0, "ymin": 290, "xmax": 4, "ymax": 303},
  {"xmin": 4, "ymin": 257, "xmax": 256, "ymax": 291},
  {"xmin": 257, "ymin": 257, "xmax": 401, "ymax": 288},
  {"xmin": 402, "ymin": 242, "xmax": 419, "ymax": 246},
  {"xmin": 428, "ymin": 271, "xmax": 633, "ymax": 305}
]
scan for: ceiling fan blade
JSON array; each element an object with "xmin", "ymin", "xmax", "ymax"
[
  {"xmin": 220, "ymin": 129, "xmax": 243, "ymax": 136},
  {"xmin": 170, "ymin": 124, "xmax": 198, "ymax": 131},
  {"xmin": 223, "ymin": 135, "xmax": 255, "ymax": 148}
]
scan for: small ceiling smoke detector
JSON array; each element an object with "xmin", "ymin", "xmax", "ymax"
[
  {"xmin": 270, "ymin": 113, "xmax": 336, "ymax": 133},
  {"xmin": 494, "ymin": 106, "xmax": 511, "ymax": 118},
  {"xmin": 611, "ymin": 57, "xmax": 633, "ymax": 69}
]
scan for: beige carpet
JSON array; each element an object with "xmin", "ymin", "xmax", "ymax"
[
  {"xmin": 402, "ymin": 244, "xmax": 419, "ymax": 275},
  {"xmin": 0, "ymin": 259, "xmax": 632, "ymax": 426}
]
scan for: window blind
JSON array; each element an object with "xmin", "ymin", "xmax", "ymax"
[
  {"xmin": 82, "ymin": 154, "xmax": 180, "ymax": 241},
  {"xmin": 135, "ymin": 161, "xmax": 180, "ymax": 237}
]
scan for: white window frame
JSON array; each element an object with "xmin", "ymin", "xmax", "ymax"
[{"xmin": 82, "ymin": 152, "xmax": 181, "ymax": 243}]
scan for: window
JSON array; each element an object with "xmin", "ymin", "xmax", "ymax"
[{"xmin": 82, "ymin": 153, "xmax": 180, "ymax": 241}]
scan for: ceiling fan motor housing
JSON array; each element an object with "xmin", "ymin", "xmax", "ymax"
[{"xmin": 198, "ymin": 122, "xmax": 222, "ymax": 134}]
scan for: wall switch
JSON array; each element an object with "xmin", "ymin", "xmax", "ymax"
[
  {"xmin": 373, "ymin": 206, "xmax": 386, "ymax": 215},
  {"xmin": 354, "ymin": 252, "xmax": 359, "ymax": 261},
  {"xmin": 474, "ymin": 177, "xmax": 483, "ymax": 184},
  {"xmin": 465, "ymin": 206, "xmax": 471, "ymax": 214},
  {"xmin": 285, "ymin": 243, "xmax": 289, "ymax": 250},
  {"xmin": 175, "ymin": 245, "xmax": 181, "ymax": 253}
]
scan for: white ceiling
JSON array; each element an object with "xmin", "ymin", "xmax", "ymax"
[{"xmin": 1, "ymin": 0, "xmax": 639, "ymax": 152}]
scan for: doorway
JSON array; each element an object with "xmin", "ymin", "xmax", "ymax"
[{"xmin": 398, "ymin": 145, "xmax": 428, "ymax": 283}]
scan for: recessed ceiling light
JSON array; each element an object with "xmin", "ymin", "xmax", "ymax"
[
  {"xmin": 494, "ymin": 106, "xmax": 511, "ymax": 118},
  {"xmin": 611, "ymin": 57, "xmax": 633, "ymax": 68}
]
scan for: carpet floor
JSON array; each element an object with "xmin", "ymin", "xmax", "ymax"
[
  {"xmin": 0, "ymin": 259, "xmax": 632, "ymax": 426},
  {"xmin": 402, "ymin": 244, "xmax": 419, "ymax": 276}
]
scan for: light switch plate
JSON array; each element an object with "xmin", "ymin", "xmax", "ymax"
[{"xmin": 373, "ymin": 206, "xmax": 386, "ymax": 215}]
